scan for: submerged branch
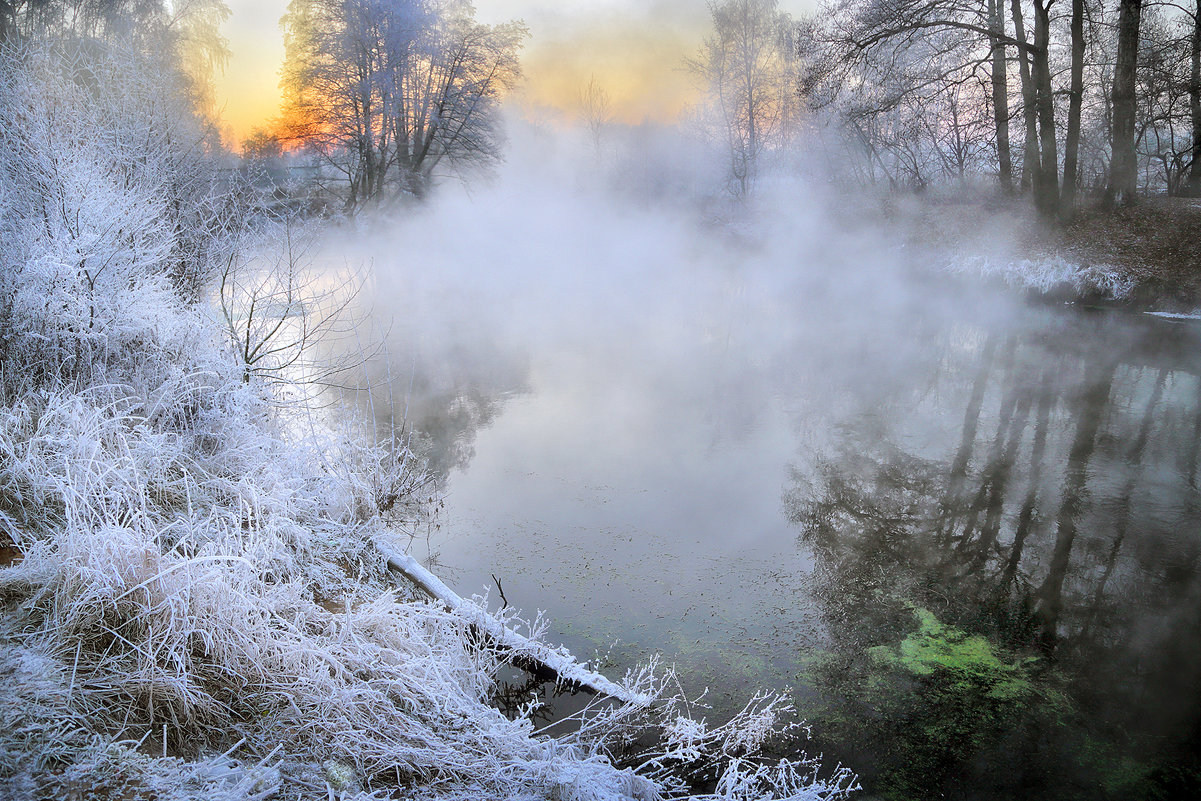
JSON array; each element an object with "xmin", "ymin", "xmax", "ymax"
[{"xmin": 373, "ymin": 538, "xmax": 651, "ymax": 707}]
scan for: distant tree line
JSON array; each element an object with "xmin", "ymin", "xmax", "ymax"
[
  {"xmin": 694, "ymin": 0, "xmax": 1201, "ymax": 218},
  {"xmin": 795, "ymin": 0, "xmax": 1201, "ymax": 217}
]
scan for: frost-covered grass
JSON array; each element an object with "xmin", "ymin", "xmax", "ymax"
[
  {"xmin": 946, "ymin": 254, "xmax": 1137, "ymax": 301},
  {"xmin": 0, "ymin": 37, "xmax": 857, "ymax": 801}
]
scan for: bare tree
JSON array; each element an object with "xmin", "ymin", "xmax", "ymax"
[
  {"xmin": 1191, "ymin": 0, "xmax": 1201, "ymax": 194},
  {"xmin": 1109, "ymin": 0, "xmax": 1145, "ymax": 204},
  {"xmin": 579, "ymin": 74, "xmax": 613, "ymax": 157},
  {"xmin": 798, "ymin": 0, "xmax": 1165, "ymax": 216},
  {"xmin": 988, "ymin": 0, "xmax": 1013, "ymax": 193},
  {"xmin": 1128, "ymin": 9, "xmax": 1194, "ymax": 194},
  {"xmin": 1162, "ymin": 0, "xmax": 1201, "ymax": 195},
  {"xmin": 1060, "ymin": 0, "xmax": 1086, "ymax": 211},
  {"xmin": 690, "ymin": 0, "xmax": 798, "ymax": 196},
  {"xmin": 281, "ymin": 0, "xmax": 526, "ymax": 208},
  {"xmin": 801, "ymin": 0, "xmax": 1035, "ymax": 191},
  {"xmin": 218, "ymin": 216, "xmax": 364, "ymax": 388}
]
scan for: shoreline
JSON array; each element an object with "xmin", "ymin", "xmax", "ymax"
[{"xmin": 884, "ymin": 193, "xmax": 1201, "ymax": 312}]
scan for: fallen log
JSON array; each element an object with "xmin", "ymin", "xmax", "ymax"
[{"xmin": 374, "ymin": 538, "xmax": 650, "ymax": 707}]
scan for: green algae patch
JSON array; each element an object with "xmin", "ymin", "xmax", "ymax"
[
  {"xmin": 828, "ymin": 606, "xmax": 1070, "ymax": 800},
  {"xmin": 869, "ymin": 607, "xmax": 1045, "ymax": 704}
]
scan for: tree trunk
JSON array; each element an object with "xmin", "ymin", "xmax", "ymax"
[
  {"xmin": 1061, "ymin": 0, "xmax": 1086, "ymax": 214},
  {"xmin": 990, "ymin": 0, "xmax": 1014, "ymax": 193},
  {"xmin": 1108, "ymin": 0, "xmax": 1143, "ymax": 205},
  {"xmin": 1032, "ymin": 0, "xmax": 1060, "ymax": 216},
  {"xmin": 1190, "ymin": 3, "xmax": 1201, "ymax": 197},
  {"xmin": 1011, "ymin": 0, "xmax": 1040, "ymax": 192}
]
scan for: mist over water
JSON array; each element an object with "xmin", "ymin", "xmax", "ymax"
[{"xmin": 330, "ymin": 122, "xmax": 1201, "ymax": 798}]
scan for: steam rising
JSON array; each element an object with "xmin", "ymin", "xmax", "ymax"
[
  {"xmin": 313, "ymin": 118, "xmax": 1042, "ymax": 704},
  {"xmin": 333, "ymin": 115, "xmax": 1024, "ymax": 443}
]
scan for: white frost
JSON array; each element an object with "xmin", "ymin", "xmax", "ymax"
[
  {"xmin": 947, "ymin": 254, "xmax": 1136, "ymax": 299},
  {"xmin": 0, "ymin": 38, "xmax": 857, "ymax": 801}
]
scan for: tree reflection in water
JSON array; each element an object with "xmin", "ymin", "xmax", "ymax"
[{"xmin": 786, "ymin": 311, "xmax": 1201, "ymax": 800}]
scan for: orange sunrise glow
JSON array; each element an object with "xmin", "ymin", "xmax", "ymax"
[
  {"xmin": 213, "ymin": 0, "xmax": 289, "ymax": 146},
  {"xmin": 212, "ymin": 0, "xmax": 817, "ymax": 147}
]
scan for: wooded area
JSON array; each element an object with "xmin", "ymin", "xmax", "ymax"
[
  {"xmin": 793, "ymin": 0, "xmax": 1201, "ymax": 218},
  {"xmin": 9, "ymin": 0, "xmax": 1190, "ymax": 224},
  {"xmin": 681, "ymin": 0, "xmax": 1201, "ymax": 219}
]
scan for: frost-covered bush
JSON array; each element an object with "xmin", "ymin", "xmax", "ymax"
[
  {"xmin": 216, "ymin": 214, "xmax": 369, "ymax": 390},
  {"xmin": 0, "ymin": 40, "xmax": 230, "ymax": 394},
  {"xmin": 0, "ymin": 38, "xmax": 857, "ymax": 801}
]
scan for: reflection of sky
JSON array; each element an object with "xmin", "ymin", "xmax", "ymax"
[
  {"xmin": 214, "ymin": 0, "xmax": 819, "ymax": 143},
  {"xmin": 427, "ymin": 363, "xmax": 820, "ymax": 703},
  {"xmin": 327, "ymin": 133, "xmax": 983, "ymax": 704}
]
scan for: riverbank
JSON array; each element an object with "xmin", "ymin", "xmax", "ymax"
[
  {"xmin": 1056, "ymin": 198, "xmax": 1201, "ymax": 308},
  {"xmin": 882, "ymin": 192, "xmax": 1201, "ymax": 310}
]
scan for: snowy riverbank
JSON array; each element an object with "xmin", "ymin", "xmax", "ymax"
[{"xmin": 0, "ymin": 41, "xmax": 859, "ymax": 801}]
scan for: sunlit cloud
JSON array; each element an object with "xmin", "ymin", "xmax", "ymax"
[{"xmin": 513, "ymin": 20, "xmax": 702, "ymax": 125}]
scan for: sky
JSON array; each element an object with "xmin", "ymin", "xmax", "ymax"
[{"xmin": 212, "ymin": 0, "xmax": 815, "ymax": 146}]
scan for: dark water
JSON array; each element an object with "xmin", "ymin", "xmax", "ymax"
[
  {"xmin": 783, "ymin": 307, "xmax": 1201, "ymax": 799},
  {"xmin": 384, "ymin": 273, "xmax": 1201, "ymax": 799}
]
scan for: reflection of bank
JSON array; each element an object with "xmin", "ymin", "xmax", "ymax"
[
  {"xmin": 787, "ymin": 309, "xmax": 1201, "ymax": 801},
  {"xmin": 359, "ymin": 333, "xmax": 533, "ymax": 485}
]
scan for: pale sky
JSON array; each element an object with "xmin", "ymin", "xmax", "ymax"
[{"xmin": 212, "ymin": 0, "xmax": 815, "ymax": 146}]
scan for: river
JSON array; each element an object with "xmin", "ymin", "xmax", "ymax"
[{"xmin": 360, "ymin": 185, "xmax": 1201, "ymax": 798}]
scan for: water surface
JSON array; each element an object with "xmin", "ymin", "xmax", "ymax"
[{"xmin": 365, "ymin": 191, "xmax": 1201, "ymax": 798}]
